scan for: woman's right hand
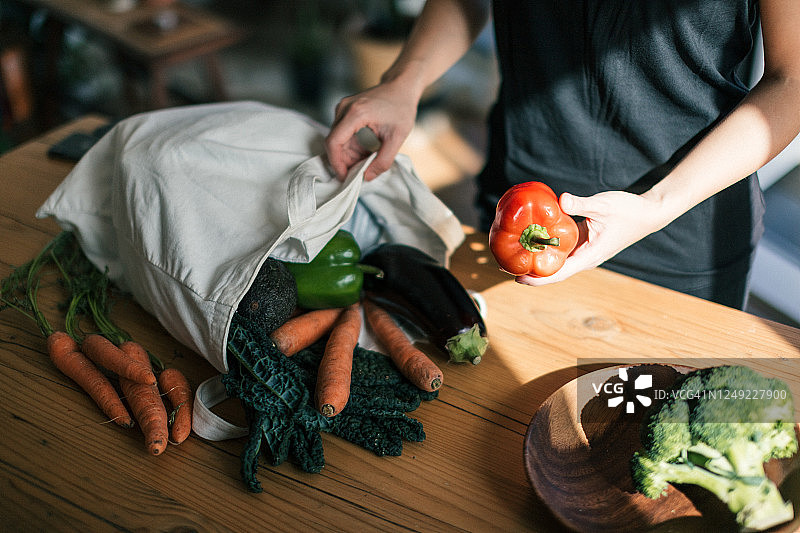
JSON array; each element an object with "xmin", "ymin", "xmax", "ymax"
[
  {"xmin": 325, "ymin": 0, "xmax": 491, "ymax": 181},
  {"xmin": 325, "ymin": 80, "xmax": 420, "ymax": 181}
]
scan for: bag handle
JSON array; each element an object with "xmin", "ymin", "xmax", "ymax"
[
  {"xmin": 286, "ymin": 158, "xmax": 323, "ymax": 226},
  {"xmin": 192, "ymin": 375, "xmax": 248, "ymax": 441},
  {"xmin": 286, "ymin": 155, "xmax": 375, "ymax": 227}
]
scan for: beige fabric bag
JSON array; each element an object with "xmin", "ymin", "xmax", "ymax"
[{"xmin": 36, "ymin": 101, "xmax": 465, "ymax": 439}]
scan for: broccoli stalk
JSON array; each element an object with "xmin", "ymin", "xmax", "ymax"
[
  {"xmin": 631, "ymin": 365, "xmax": 797, "ymax": 532},
  {"xmin": 632, "ymin": 452, "xmax": 739, "ymax": 501},
  {"xmin": 633, "ymin": 447, "xmax": 793, "ymax": 531}
]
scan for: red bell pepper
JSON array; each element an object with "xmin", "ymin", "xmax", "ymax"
[{"xmin": 489, "ymin": 181, "xmax": 579, "ymax": 277}]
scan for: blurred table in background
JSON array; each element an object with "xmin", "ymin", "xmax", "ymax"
[{"xmin": 15, "ymin": 0, "xmax": 243, "ymax": 115}]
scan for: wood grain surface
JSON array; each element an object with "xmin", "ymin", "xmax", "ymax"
[{"xmin": 2, "ymin": 116, "xmax": 800, "ymax": 532}]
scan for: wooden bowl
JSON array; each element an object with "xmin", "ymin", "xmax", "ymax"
[{"xmin": 523, "ymin": 364, "xmax": 800, "ymax": 532}]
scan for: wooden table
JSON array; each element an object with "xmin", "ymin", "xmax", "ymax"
[
  {"xmin": 16, "ymin": 0, "xmax": 243, "ymax": 113},
  {"xmin": 2, "ymin": 116, "xmax": 800, "ymax": 532}
]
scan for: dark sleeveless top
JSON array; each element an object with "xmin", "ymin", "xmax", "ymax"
[{"xmin": 477, "ymin": 0, "xmax": 764, "ymax": 307}]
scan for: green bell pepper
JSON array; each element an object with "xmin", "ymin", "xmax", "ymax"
[{"xmin": 282, "ymin": 230, "xmax": 382, "ymax": 309}]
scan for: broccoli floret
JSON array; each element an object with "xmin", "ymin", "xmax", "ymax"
[
  {"xmin": 631, "ymin": 365, "xmax": 797, "ymax": 531},
  {"xmin": 691, "ymin": 366, "xmax": 798, "ymax": 466}
]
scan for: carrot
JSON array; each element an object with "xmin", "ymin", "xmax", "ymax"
[
  {"xmin": 271, "ymin": 307, "xmax": 345, "ymax": 356},
  {"xmin": 158, "ymin": 368, "xmax": 193, "ymax": 444},
  {"xmin": 81, "ymin": 333, "xmax": 156, "ymax": 385},
  {"xmin": 315, "ymin": 303, "xmax": 361, "ymax": 417},
  {"xmin": 118, "ymin": 340, "xmax": 169, "ymax": 455},
  {"xmin": 47, "ymin": 330, "xmax": 80, "ymax": 356},
  {"xmin": 47, "ymin": 331, "xmax": 133, "ymax": 428},
  {"xmin": 363, "ymin": 299, "xmax": 443, "ymax": 392}
]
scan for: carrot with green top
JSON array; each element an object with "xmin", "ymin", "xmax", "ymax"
[
  {"xmin": 0, "ymin": 234, "xmax": 134, "ymax": 428},
  {"xmin": 158, "ymin": 367, "xmax": 193, "ymax": 444},
  {"xmin": 47, "ymin": 330, "xmax": 80, "ymax": 357},
  {"xmin": 271, "ymin": 307, "xmax": 344, "ymax": 356},
  {"xmin": 119, "ymin": 340, "xmax": 169, "ymax": 455},
  {"xmin": 315, "ymin": 303, "xmax": 361, "ymax": 417},
  {"xmin": 363, "ymin": 299, "xmax": 443, "ymax": 392},
  {"xmin": 81, "ymin": 333, "xmax": 156, "ymax": 385}
]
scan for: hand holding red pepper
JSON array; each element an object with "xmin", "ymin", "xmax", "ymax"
[
  {"xmin": 492, "ymin": 182, "xmax": 681, "ymax": 287},
  {"xmin": 489, "ymin": 181, "xmax": 579, "ymax": 278}
]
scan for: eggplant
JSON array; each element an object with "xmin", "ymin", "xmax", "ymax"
[{"xmin": 361, "ymin": 243, "xmax": 488, "ymax": 364}]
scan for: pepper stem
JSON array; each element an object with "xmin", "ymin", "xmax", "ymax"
[
  {"xmin": 519, "ymin": 224, "xmax": 559, "ymax": 252},
  {"xmin": 357, "ymin": 264, "xmax": 384, "ymax": 278}
]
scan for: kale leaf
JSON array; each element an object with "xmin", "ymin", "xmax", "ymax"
[{"xmin": 223, "ymin": 312, "xmax": 437, "ymax": 492}]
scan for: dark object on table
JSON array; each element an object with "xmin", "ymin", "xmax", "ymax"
[
  {"xmin": 47, "ymin": 123, "xmax": 115, "ymax": 161},
  {"xmin": 362, "ymin": 243, "xmax": 488, "ymax": 364},
  {"xmin": 236, "ymin": 257, "xmax": 298, "ymax": 335}
]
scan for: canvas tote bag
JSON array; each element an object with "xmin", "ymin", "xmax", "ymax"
[{"xmin": 36, "ymin": 101, "xmax": 465, "ymax": 439}]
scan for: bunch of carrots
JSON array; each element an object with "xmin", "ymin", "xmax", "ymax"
[
  {"xmin": 3, "ymin": 233, "xmax": 442, "ymax": 447},
  {"xmin": 0, "ymin": 232, "xmax": 193, "ymax": 455},
  {"xmin": 270, "ymin": 296, "xmax": 444, "ymax": 418}
]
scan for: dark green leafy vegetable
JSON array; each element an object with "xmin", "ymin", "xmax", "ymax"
[{"xmin": 223, "ymin": 312, "xmax": 437, "ymax": 492}]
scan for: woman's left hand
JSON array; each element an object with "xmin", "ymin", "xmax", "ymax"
[{"xmin": 515, "ymin": 190, "xmax": 670, "ymax": 286}]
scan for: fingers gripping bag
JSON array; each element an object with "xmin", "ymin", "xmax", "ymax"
[{"xmin": 36, "ymin": 101, "xmax": 465, "ymax": 448}]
